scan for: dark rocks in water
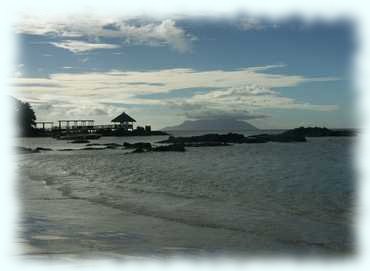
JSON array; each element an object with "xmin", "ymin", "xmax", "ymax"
[
  {"xmin": 80, "ymin": 147, "xmax": 107, "ymax": 150},
  {"xmin": 159, "ymin": 133, "xmax": 247, "ymax": 144},
  {"xmin": 159, "ymin": 130, "xmax": 307, "ymax": 145},
  {"xmin": 126, "ymin": 142, "xmax": 185, "ymax": 153},
  {"xmin": 34, "ymin": 147, "xmax": 53, "ymax": 151},
  {"xmin": 123, "ymin": 142, "xmax": 152, "ymax": 151},
  {"xmin": 185, "ymin": 142, "xmax": 231, "ymax": 147},
  {"xmin": 158, "ymin": 127, "xmax": 354, "ymax": 146},
  {"xmin": 152, "ymin": 143, "xmax": 186, "ymax": 152},
  {"xmin": 15, "ymin": 146, "xmax": 39, "ymax": 154},
  {"xmin": 157, "ymin": 126, "xmax": 355, "ymax": 147},
  {"xmin": 58, "ymin": 147, "xmax": 107, "ymax": 151},
  {"xmin": 250, "ymin": 133, "xmax": 307, "ymax": 143},
  {"xmin": 281, "ymin": 127, "xmax": 355, "ymax": 137},
  {"xmin": 69, "ymin": 139, "xmax": 90, "ymax": 144}
]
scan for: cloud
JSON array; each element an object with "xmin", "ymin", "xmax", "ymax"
[
  {"xmin": 181, "ymin": 85, "xmax": 338, "ymax": 112},
  {"xmin": 16, "ymin": 16, "xmax": 194, "ymax": 53},
  {"xmin": 12, "ymin": 65, "xmax": 339, "ymax": 123},
  {"xmin": 50, "ymin": 40, "xmax": 120, "ymax": 53}
]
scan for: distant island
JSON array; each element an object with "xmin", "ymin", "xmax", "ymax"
[{"xmin": 162, "ymin": 118, "xmax": 258, "ymax": 131}]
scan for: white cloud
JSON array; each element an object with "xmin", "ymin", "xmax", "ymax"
[
  {"xmin": 181, "ymin": 85, "xmax": 338, "ymax": 113},
  {"xmin": 50, "ymin": 40, "xmax": 120, "ymax": 53},
  {"xmin": 16, "ymin": 16, "xmax": 194, "ymax": 53},
  {"xmin": 12, "ymin": 66, "xmax": 339, "ymax": 123}
]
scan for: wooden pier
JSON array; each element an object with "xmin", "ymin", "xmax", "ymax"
[{"xmin": 33, "ymin": 112, "xmax": 165, "ymax": 138}]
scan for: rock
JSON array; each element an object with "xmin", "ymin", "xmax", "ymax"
[
  {"xmin": 80, "ymin": 147, "xmax": 107, "ymax": 150},
  {"xmin": 159, "ymin": 130, "xmax": 307, "ymax": 145},
  {"xmin": 152, "ymin": 143, "xmax": 186, "ymax": 152},
  {"xmin": 249, "ymin": 133, "xmax": 306, "ymax": 143},
  {"xmin": 123, "ymin": 142, "xmax": 152, "ymax": 151},
  {"xmin": 58, "ymin": 147, "xmax": 108, "ymax": 151},
  {"xmin": 185, "ymin": 142, "xmax": 231, "ymax": 147},
  {"xmin": 281, "ymin": 127, "xmax": 355, "ymax": 137},
  {"xmin": 69, "ymin": 139, "xmax": 90, "ymax": 144},
  {"xmin": 159, "ymin": 133, "xmax": 246, "ymax": 144}
]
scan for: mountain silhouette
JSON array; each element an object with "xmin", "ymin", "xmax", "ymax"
[{"xmin": 162, "ymin": 118, "xmax": 258, "ymax": 131}]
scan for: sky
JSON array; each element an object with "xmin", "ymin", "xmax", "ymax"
[{"xmin": 12, "ymin": 14, "xmax": 355, "ymax": 129}]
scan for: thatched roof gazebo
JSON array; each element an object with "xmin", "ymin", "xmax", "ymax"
[{"xmin": 111, "ymin": 112, "xmax": 136, "ymax": 131}]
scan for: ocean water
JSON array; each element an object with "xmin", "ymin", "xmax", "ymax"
[{"xmin": 15, "ymin": 131, "xmax": 355, "ymax": 258}]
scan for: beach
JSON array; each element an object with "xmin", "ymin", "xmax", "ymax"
[{"xmin": 16, "ymin": 133, "xmax": 355, "ymax": 258}]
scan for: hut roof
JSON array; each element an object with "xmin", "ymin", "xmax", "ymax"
[{"xmin": 111, "ymin": 112, "xmax": 136, "ymax": 123}]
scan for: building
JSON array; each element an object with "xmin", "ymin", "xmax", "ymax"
[{"xmin": 111, "ymin": 112, "xmax": 136, "ymax": 131}]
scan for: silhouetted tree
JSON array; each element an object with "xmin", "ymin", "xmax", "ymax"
[{"xmin": 12, "ymin": 97, "xmax": 37, "ymax": 136}]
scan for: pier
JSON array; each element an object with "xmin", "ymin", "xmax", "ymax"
[{"xmin": 34, "ymin": 112, "xmax": 166, "ymax": 138}]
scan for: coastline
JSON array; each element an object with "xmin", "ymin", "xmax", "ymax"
[
  {"xmin": 16, "ymin": 136, "xmax": 354, "ymax": 258},
  {"xmin": 18, "ymin": 163, "xmax": 281, "ymax": 258}
]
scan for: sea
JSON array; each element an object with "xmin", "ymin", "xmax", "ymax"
[{"xmin": 15, "ymin": 130, "xmax": 355, "ymax": 259}]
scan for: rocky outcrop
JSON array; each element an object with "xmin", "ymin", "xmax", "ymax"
[
  {"xmin": 124, "ymin": 142, "xmax": 185, "ymax": 153},
  {"xmin": 158, "ymin": 127, "xmax": 354, "ymax": 146},
  {"xmin": 279, "ymin": 127, "xmax": 355, "ymax": 137},
  {"xmin": 184, "ymin": 142, "xmax": 231, "ymax": 147},
  {"xmin": 249, "ymin": 133, "xmax": 307, "ymax": 143},
  {"xmin": 123, "ymin": 142, "xmax": 152, "ymax": 151},
  {"xmin": 17, "ymin": 127, "xmax": 354, "ymax": 155},
  {"xmin": 159, "ymin": 131, "xmax": 306, "ymax": 145},
  {"xmin": 158, "ymin": 133, "xmax": 247, "ymax": 144},
  {"xmin": 152, "ymin": 143, "xmax": 185, "ymax": 152}
]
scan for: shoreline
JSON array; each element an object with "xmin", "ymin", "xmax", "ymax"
[{"xmin": 18, "ymin": 167, "xmax": 288, "ymax": 258}]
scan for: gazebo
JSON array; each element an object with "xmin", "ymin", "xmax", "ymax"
[{"xmin": 111, "ymin": 112, "xmax": 136, "ymax": 131}]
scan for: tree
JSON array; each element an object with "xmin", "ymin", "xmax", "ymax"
[{"xmin": 12, "ymin": 97, "xmax": 37, "ymax": 136}]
